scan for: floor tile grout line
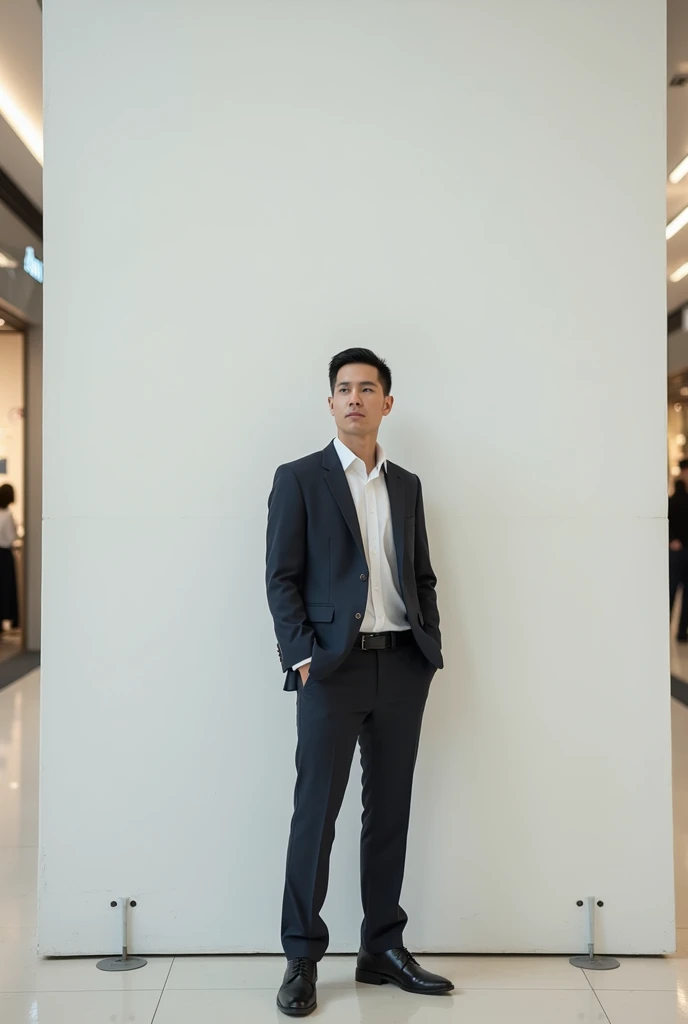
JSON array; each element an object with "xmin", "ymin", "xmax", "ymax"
[
  {"xmin": 0, "ymin": 983, "xmax": 646, "ymax": 995},
  {"xmin": 151, "ymin": 956, "xmax": 175, "ymax": 1023},
  {"xmin": 582, "ymin": 970, "xmax": 613, "ymax": 1024},
  {"xmin": 131, "ymin": 983, "xmax": 620, "ymax": 993},
  {"xmin": 0, "ymin": 988, "xmax": 167, "ymax": 995},
  {"xmin": 0, "ymin": 984, "xmax": 660, "ymax": 994},
  {"xmin": 592, "ymin": 991, "xmax": 613, "ymax": 1024}
]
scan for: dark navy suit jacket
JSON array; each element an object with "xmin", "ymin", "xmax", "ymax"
[{"xmin": 266, "ymin": 440, "xmax": 443, "ymax": 691}]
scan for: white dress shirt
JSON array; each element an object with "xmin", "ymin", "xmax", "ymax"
[
  {"xmin": 0, "ymin": 509, "xmax": 17, "ymax": 549},
  {"xmin": 293, "ymin": 438, "xmax": 407, "ymax": 670}
]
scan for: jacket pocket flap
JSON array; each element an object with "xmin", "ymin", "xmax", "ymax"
[{"xmin": 306, "ymin": 604, "xmax": 335, "ymax": 623}]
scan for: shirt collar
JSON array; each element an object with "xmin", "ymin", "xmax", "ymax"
[{"xmin": 333, "ymin": 437, "xmax": 387, "ymax": 478}]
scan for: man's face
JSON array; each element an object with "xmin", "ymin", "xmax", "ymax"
[{"xmin": 328, "ymin": 363, "xmax": 393, "ymax": 439}]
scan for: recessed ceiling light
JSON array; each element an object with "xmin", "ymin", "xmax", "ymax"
[
  {"xmin": 670, "ymin": 262, "xmax": 688, "ymax": 282},
  {"xmin": 0, "ymin": 252, "xmax": 18, "ymax": 269},
  {"xmin": 667, "ymin": 207, "xmax": 688, "ymax": 239},
  {"xmin": 670, "ymin": 156, "xmax": 688, "ymax": 184},
  {"xmin": 0, "ymin": 320, "xmax": 5, "ymax": 328}
]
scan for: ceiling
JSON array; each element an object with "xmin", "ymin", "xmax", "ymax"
[
  {"xmin": 668, "ymin": 0, "xmax": 688, "ymax": 311},
  {"xmin": 0, "ymin": 0, "xmax": 42, "ymax": 206}
]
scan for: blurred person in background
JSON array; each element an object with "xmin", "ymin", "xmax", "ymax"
[
  {"xmin": 0, "ymin": 484, "xmax": 19, "ymax": 637},
  {"xmin": 669, "ymin": 460, "xmax": 688, "ymax": 643}
]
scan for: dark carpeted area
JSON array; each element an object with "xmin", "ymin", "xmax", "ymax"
[{"xmin": 0, "ymin": 651, "xmax": 40, "ymax": 692}]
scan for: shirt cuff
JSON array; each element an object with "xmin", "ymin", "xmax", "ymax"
[{"xmin": 292, "ymin": 658, "xmax": 312, "ymax": 671}]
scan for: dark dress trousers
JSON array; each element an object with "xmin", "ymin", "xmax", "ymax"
[
  {"xmin": 669, "ymin": 482, "xmax": 688, "ymax": 638},
  {"xmin": 0, "ymin": 547, "xmax": 18, "ymax": 629},
  {"xmin": 266, "ymin": 440, "xmax": 443, "ymax": 960}
]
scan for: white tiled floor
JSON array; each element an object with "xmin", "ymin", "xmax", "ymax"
[{"xmin": 2, "ymin": 668, "xmax": 688, "ymax": 1023}]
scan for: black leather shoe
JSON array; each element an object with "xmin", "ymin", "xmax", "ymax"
[
  {"xmin": 277, "ymin": 958, "xmax": 317, "ymax": 1017},
  {"xmin": 356, "ymin": 946, "xmax": 454, "ymax": 994}
]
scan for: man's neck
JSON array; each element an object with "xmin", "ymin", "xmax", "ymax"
[{"xmin": 337, "ymin": 432, "xmax": 379, "ymax": 475}]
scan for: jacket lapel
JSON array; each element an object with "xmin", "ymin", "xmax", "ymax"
[
  {"xmin": 384, "ymin": 463, "xmax": 406, "ymax": 585},
  {"xmin": 322, "ymin": 442, "xmax": 366, "ymax": 560}
]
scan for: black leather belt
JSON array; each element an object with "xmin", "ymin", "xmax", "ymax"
[{"xmin": 354, "ymin": 630, "xmax": 414, "ymax": 651}]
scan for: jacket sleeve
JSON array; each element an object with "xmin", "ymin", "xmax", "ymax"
[
  {"xmin": 266, "ymin": 465, "xmax": 315, "ymax": 670},
  {"xmin": 414, "ymin": 475, "xmax": 441, "ymax": 647}
]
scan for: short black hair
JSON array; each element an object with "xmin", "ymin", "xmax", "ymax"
[
  {"xmin": 680, "ymin": 459, "xmax": 688, "ymax": 471},
  {"xmin": 328, "ymin": 348, "xmax": 392, "ymax": 396},
  {"xmin": 0, "ymin": 484, "xmax": 14, "ymax": 510}
]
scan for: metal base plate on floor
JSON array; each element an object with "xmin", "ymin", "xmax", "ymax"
[
  {"xmin": 569, "ymin": 955, "xmax": 620, "ymax": 971},
  {"xmin": 96, "ymin": 956, "xmax": 147, "ymax": 972}
]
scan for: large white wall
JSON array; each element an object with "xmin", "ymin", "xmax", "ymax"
[{"xmin": 40, "ymin": 0, "xmax": 672, "ymax": 955}]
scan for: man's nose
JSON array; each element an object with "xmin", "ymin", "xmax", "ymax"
[{"xmin": 349, "ymin": 391, "xmax": 362, "ymax": 405}]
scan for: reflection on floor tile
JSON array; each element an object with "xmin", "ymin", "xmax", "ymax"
[
  {"xmin": 165, "ymin": 954, "xmax": 589, "ymax": 992},
  {"xmin": 674, "ymin": 699, "xmax": 688, "ymax": 935},
  {"xmin": 0, "ymin": 954, "xmax": 173, "ymax": 994},
  {"xmin": 0, "ymin": 846, "xmax": 38, "ymax": 923},
  {"xmin": 0, "ymin": 989, "xmax": 161, "ymax": 1024},
  {"xmin": 154, "ymin": 985, "xmax": 609, "ymax": 1024},
  {"xmin": 584, "ymin": 955, "xmax": 688, "ymax": 991},
  {"xmin": 597, "ymin": 989, "xmax": 688, "ymax": 1023},
  {"xmin": 426, "ymin": 956, "xmax": 589, "ymax": 990},
  {"xmin": 0, "ymin": 672, "xmax": 39, "ymax": 852},
  {"xmin": 0, "ymin": 927, "xmax": 37, "ymax": 958},
  {"xmin": 168, "ymin": 954, "xmax": 354, "ymax": 990}
]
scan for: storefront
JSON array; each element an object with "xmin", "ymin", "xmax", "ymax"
[{"xmin": 0, "ymin": 198, "xmax": 42, "ymax": 653}]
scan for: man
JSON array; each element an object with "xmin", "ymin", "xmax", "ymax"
[
  {"xmin": 266, "ymin": 348, "xmax": 453, "ymax": 1017},
  {"xmin": 670, "ymin": 458, "xmax": 688, "ymax": 643}
]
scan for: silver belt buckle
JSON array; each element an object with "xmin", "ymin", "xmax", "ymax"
[{"xmin": 361, "ymin": 633, "xmax": 374, "ymax": 651}]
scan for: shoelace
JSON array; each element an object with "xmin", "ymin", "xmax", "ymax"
[
  {"xmin": 290, "ymin": 957, "xmax": 314, "ymax": 980},
  {"xmin": 390, "ymin": 946, "xmax": 419, "ymax": 968}
]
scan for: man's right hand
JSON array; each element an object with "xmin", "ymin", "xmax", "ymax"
[
  {"xmin": 298, "ymin": 664, "xmax": 310, "ymax": 686},
  {"xmin": 671, "ymin": 540, "xmax": 683, "ymax": 552}
]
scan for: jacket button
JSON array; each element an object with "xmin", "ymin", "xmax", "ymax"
[
  {"xmin": 360, "ymin": 573, "xmax": 367, "ymax": 581},
  {"xmin": 355, "ymin": 612, "xmax": 362, "ymax": 620}
]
